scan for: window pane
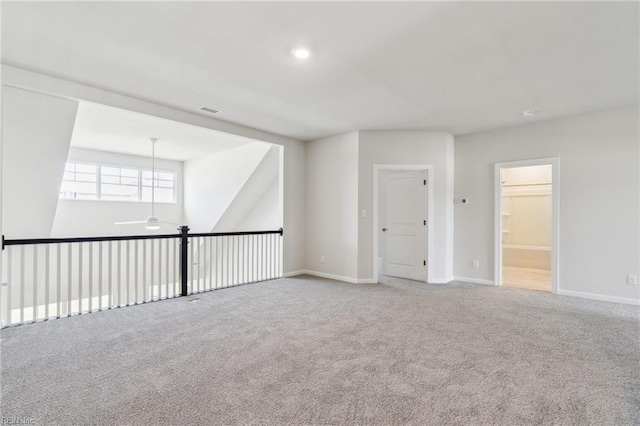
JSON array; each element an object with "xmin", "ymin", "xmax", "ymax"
[
  {"xmin": 121, "ymin": 168, "xmax": 138, "ymax": 178},
  {"xmin": 76, "ymin": 172, "xmax": 97, "ymax": 183},
  {"xmin": 141, "ymin": 187, "xmax": 174, "ymax": 202},
  {"xmin": 60, "ymin": 162, "xmax": 98, "ymax": 199},
  {"xmin": 60, "ymin": 181, "xmax": 97, "ymax": 199},
  {"xmin": 101, "ymin": 183, "xmax": 139, "ymax": 200},
  {"xmin": 101, "ymin": 166, "xmax": 120, "ymax": 176},
  {"xmin": 76, "ymin": 164, "xmax": 97, "ymax": 174},
  {"xmin": 121, "ymin": 176, "xmax": 138, "ymax": 185},
  {"xmin": 101, "ymin": 175, "xmax": 119, "ymax": 184}
]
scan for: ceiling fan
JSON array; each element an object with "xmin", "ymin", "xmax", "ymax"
[{"xmin": 115, "ymin": 138, "xmax": 176, "ymax": 230}]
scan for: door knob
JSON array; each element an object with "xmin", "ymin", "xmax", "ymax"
[{"xmin": 382, "ymin": 228, "xmax": 388, "ymax": 232}]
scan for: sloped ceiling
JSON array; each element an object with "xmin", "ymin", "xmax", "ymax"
[{"xmin": 2, "ymin": 2, "xmax": 638, "ymax": 140}]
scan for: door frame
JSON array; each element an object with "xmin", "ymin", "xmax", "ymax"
[
  {"xmin": 494, "ymin": 157, "xmax": 560, "ymax": 293},
  {"xmin": 373, "ymin": 164, "xmax": 433, "ymax": 283}
]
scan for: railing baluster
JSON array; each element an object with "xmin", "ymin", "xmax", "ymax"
[
  {"xmin": 204, "ymin": 237, "xmax": 209, "ymax": 291},
  {"xmin": 226, "ymin": 236, "xmax": 230, "ymax": 288},
  {"xmin": 260, "ymin": 234, "xmax": 264, "ymax": 281},
  {"xmin": 206, "ymin": 237, "xmax": 213, "ymax": 290},
  {"xmin": 78, "ymin": 243, "xmax": 83, "ymax": 314},
  {"xmin": 126, "ymin": 240, "xmax": 131, "ymax": 305},
  {"xmin": 269, "ymin": 234, "xmax": 272, "ymax": 279},
  {"xmin": 150, "ymin": 239, "xmax": 155, "ymax": 301},
  {"xmin": 45, "ymin": 245, "xmax": 50, "ymax": 319},
  {"xmin": 88, "ymin": 242, "xmax": 93, "ymax": 312},
  {"xmin": 216, "ymin": 237, "xmax": 220, "ymax": 289},
  {"xmin": 197, "ymin": 237, "xmax": 201, "ymax": 292},
  {"xmin": 232, "ymin": 236, "xmax": 235, "ymax": 286},
  {"xmin": 250, "ymin": 235, "xmax": 254, "ymax": 283},
  {"xmin": 116, "ymin": 241, "xmax": 122, "ymax": 307},
  {"xmin": 7, "ymin": 248, "xmax": 13, "ymax": 325},
  {"xmin": 56, "ymin": 245, "xmax": 61, "ymax": 318},
  {"xmin": 134, "ymin": 240, "xmax": 139, "ymax": 303},
  {"xmin": 108, "ymin": 241, "xmax": 113, "ymax": 308},
  {"xmin": 173, "ymin": 238, "xmax": 177, "ymax": 297},
  {"xmin": 32, "ymin": 245, "xmax": 38, "ymax": 322},
  {"xmin": 190, "ymin": 236, "xmax": 194, "ymax": 293},
  {"xmin": 158, "ymin": 239, "xmax": 163, "ymax": 299},
  {"xmin": 67, "ymin": 244, "xmax": 72, "ymax": 317},
  {"xmin": 236, "ymin": 235, "xmax": 240, "ymax": 284},
  {"xmin": 142, "ymin": 240, "xmax": 147, "ymax": 302},
  {"xmin": 165, "ymin": 238, "xmax": 169, "ymax": 298},
  {"xmin": 98, "ymin": 242, "xmax": 103, "ymax": 311}
]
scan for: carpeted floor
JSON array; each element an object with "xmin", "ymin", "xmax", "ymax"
[{"xmin": 1, "ymin": 275, "xmax": 639, "ymax": 425}]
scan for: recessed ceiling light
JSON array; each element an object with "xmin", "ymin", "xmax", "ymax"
[
  {"xmin": 522, "ymin": 110, "xmax": 536, "ymax": 117},
  {"xmin": 200, "ymin": 106, "xmax": 221, "ymax": 114},
  {"xmin": 291, "ymin": 47, "xmax": 311, "ymax": 59}
]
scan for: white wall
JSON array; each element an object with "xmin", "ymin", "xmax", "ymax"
[
  {"xmin": 305, "ymin": 132, "xmax": 359, "ymax": 280},
  {"xmin": 358, "ymin": 131, "xmax": 455, "ymax": 282},
  {"xmin": 213, "ymin": 145, "xmax": 280, "ymax": 232},
  {"xmin": 2, "ymin": 86, "xmax": 78, "ymax": 238},
  {"xmin": 2, "ymin": 65, "xmax": 307, "ymax": 274},
  {"xmin": 51, "ymin": 148, "xmax": 183, "ymax": 236},
  {"xmin": 183, "ymin": 142, "xmax": 272, "ymax": 232},
  {"xmin": 455, "ymin": 106, "xmax": 639, "ymax": 303}
]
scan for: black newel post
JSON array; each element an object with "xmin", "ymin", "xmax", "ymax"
[{"xmin": 179, "ymin": 225, "xmax": 190, "ymax": 296}]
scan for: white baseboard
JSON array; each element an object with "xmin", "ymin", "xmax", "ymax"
[
  {"xmin": 282, "ymin": 270, "xmax": 306, "ymax": 278},
  {"xmin": 284, "ymin": 270, "xmax": 376, "ymax": 284},
  {"xmin": 454, "ymin": 276, "xmax": 495, "ymax": 286},
  {"xmin": 299, "ymin": 270, "xmax": 360, "ymax": 284},
  {"xmin": 428, "ymin": 278, "xmax": 453, "ymax": 284},
  {"xmin": 557, "ymin": 289, "xmax": 640, "ymax": 306}
]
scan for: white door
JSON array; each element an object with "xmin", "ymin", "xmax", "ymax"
[{"xmin": 382, "ymin": 171, "xmax": 427, "ymax": 281}]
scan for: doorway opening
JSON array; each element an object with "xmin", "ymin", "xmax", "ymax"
[
  {"xmin": 373, "ymin": 165, "xmax": 432, "ymax": 283},
  {"xmin": 494, "ymin": 158, "xmax": 559, "ymax": 293}
]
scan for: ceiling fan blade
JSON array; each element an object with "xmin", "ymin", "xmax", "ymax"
[{"xmin": 115, "ymin": 220, "xmax": 147, "ymax": 225}]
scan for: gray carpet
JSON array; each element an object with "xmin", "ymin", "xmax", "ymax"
[{"xmin": 1, "ymin": 275, "xmax": 639, "ymax": 425}]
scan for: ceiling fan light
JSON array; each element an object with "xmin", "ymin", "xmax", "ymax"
[{"xmin": 145, "ymin": 216, "xmax": 160, "ymax": 230}]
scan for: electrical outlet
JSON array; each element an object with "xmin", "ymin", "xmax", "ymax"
[
  {"xmin": 361, "ymin": 210, "xmax": 367, "ymax": 218},
  {"xmin": 321, "ymin": 256, "xmax": 325, "ymax": 264},
  {"xmin": 627, "ymin": 275, "xmax": 638, "ymax": 285},
  {"xmin": 472, "ymin": 260, "xmax": 479, "ymax": 268}
]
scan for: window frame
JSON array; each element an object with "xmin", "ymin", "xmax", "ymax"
[{"xmin": 59, "ymin": 160, "xmax": 177, "ymax": 204}]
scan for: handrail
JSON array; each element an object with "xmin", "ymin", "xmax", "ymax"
[
  {"xmin": 2, "ymin": 233, "xmax": 180, "ymax": 247},
  {"xmin": 2, "ymin": 228, "xmax": 284, "ymax": 248},
  {"xmin": 188, "ymin": 228, "xmax": 283, "ymax": 238}
]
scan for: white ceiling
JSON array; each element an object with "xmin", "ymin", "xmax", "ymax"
[
  {"xmin": 72, "ymin": 102, "xmax": 255, "ymax": 161},
  {"xmin": 2, "ymin": 2, "xmax": 638, "ymax": 141}
]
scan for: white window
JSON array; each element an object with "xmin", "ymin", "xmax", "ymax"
[
  {"xmin": 59, "ymin": 161, "xmax": 176, "ymax": 203},
  {"xmin": 100, "ymin": 166, "xmax": 140, "ymax": 201},
  {"xmin": 141, "ymin": 171, "xmax": 175, "ymax": 203},
  {"xmin": 60, "ymin": 163, "xmax": 98, "ymax": 199}
]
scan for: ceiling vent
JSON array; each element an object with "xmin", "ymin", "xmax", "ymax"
[{"xmin": 199, "ymin": 106, "xmax": 221, "ymax": 114}]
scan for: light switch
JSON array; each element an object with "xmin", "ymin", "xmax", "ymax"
[{"xmin": 361, "ymin": 210, "xmax": 367, "ymax": 218}]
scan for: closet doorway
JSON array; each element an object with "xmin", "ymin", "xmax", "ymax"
[{"xmin": 494, "ymin": 158, "xmax": 559, "ymax": 293}]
